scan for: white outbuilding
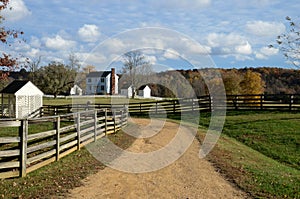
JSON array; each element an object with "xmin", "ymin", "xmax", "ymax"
[
  {"xmin": 1, "ymin": 80, "xmax": 44, "ymax": 118},
  {"xmin": 138, "ymin": 85, "xmax": 151, "ymax": 98},
  {"xmin": 70, "ymin": 84, "xmax": 83, "ymax": 95},
  {"xmin": 121, "ymin": 85, "xmax": 135, "ymax": 98}
]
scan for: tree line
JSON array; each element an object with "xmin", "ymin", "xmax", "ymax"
[
  {"xmin": 1, "ymin": 64, "xmax": 300, "ymax": 98},
  {"xmin": 145, "ymin": 67, "xmax": 300, "ymax": 98}
]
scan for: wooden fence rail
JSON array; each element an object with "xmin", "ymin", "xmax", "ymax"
[
  {"xmin": 0, "ymin": 108, "xmax": 128, "ymax": 179},
  {"xmin": 40, "ymin": 94, "xmax": 300, "ymax": 116}
]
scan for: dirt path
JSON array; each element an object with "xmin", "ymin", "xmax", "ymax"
[{"xmin": 67, "ymin": 119, "xmax": 246, "ymax": 199}]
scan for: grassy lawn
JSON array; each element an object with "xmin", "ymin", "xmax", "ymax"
[
  {"xmin": 0, "ymin": 130, "xmax": 135, "ymax": 199},
  {"xmin": 43, "ymin": 96, "xmax": 154, "ymax": 105},
  {"xmin": 204, "ymin": 133, "xmax": 300, "ymax": 199},
  {"xmin": 197, "ymin": 111, "xmax": 300, "ymax": 198},
  {"xmin": 222, "ymin": 111, "xmax": 300, "ymax": 170},
  {"xmin": 1, "ymin": 110, "xmax": 299, "ymax": 198}
]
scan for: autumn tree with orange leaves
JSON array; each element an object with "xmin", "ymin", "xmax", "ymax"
[{"xmin": 0, "ymin": 0, "xmax": 24, "ymax": 83}]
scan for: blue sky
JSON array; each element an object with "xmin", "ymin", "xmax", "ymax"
[{"xmin": 2, "ymin": 0, "xmax": 300, "ymax": 71}]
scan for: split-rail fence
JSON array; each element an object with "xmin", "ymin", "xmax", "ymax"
[
  {"xmin": 41, "ymin": 94, "xmax": 300, "ymax": 116},
  {"xmin": 0, "ymin": 108, "xmax": 128, "ymax": 179}
]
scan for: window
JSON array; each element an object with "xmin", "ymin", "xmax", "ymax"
[
  {"xmin": 87, "ymin": 78, "xmax": 91, "ymax": 83},
  {"xmin": 101, "ymin": 78, "xmax": 105, "ymax": 83},
  {"xmin": 100, "ymin": 85, "xmax": 105, "ymax": 91}
]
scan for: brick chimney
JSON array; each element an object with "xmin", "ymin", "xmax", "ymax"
[{"xmin": 110, "ymin": 68, "xmax": 116, "ymax": 95}]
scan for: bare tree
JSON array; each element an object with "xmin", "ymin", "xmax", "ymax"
[
  {"xmin": 68, "ymin": 52, "xmax": 81, "ymax": 71},
  {"xmin": 122, "ymin": 50, "xmax": 152, "ymax": 98},
  {"xmin": 29, "ymin": 55, "xmax": 42, "ymax": 72},
  {"xmin": 270, "ymin": 16, "xmax": 300, "ymax": 67},
  {"xmin": 28, "ymin": 55, "xmax": 42, "ymax": 83}
]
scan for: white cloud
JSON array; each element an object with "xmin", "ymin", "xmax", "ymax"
[
  {"xmin": 100, "ymin": 38, "xmax": 126, "ymax": 53},
  {"xmin": 235, "ymin": 42, "xmax": 252, "ymax": 55},
  {"xmin": 234, "ymin": 55, "xmax": 253, "ymax": 61},
  {"xmin": 255, "ymin": 46, "xmax": 279, "ymax": 59},
  {"xmin": 44, "ymin": 35, "xmax": 76, "ymax": 51},
  {"xmin": 158, "ymin": 0, "xmax": 211, "ymax": 9},
  {"xmin": 2, "ymin": 0, "xmax": 31, "ymax": 21},
  {"xmin": 30, "ymin": 36, "xmax": 42, "ymax": 48},
  {"xmin": 140, "ymin": 37, "xmax": 165, "ymax": 49},
  {"xmin": 234, "ymin": 0, "xmax": 277, "ymax": 9},
  {"xmin": 255, "ymin": 53, "xmax": 266, "ymax": 60},
  {"xmin": 78, "ymin": 52, "xmax": 107, "ymax": 66},
  {"xmin": 78, "ymin": 24, "xmax": 101, "ymax": 42},
  {"xmin": 163, "ymin": 48, "xmax": 180, "ymax": 59},
  {"xmin": 12, "ymin": 40, "xmax": 30, "ymax": 51},
  {"xmin": 206, "ymin": 33, "xmax": 252, "ymax": 55},
  {"xmin": 146, "ymin": 55, "xmax": 157, "ymax": 64},
  {"xmin": 260, "ymin": 46, "xmax": 279, "ymax": 56},
  {"xmin": 245, "ymin": 21, "xmax": 286, "ymax": 37},
  {"xmin": 26, "ymin": 48, "xmax": 40, "ymax": 58},
  {"xmin": 187, "ymin": 41, "xmax": 212, "ymax": 54},
  {"xmin": 207, "ymin": 33, "xmax": 245, "ymax": 48}
]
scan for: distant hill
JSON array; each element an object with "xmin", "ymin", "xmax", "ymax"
[{"xmin": 146, "ymin": 67, "xmax": 300, "ymax": 97}]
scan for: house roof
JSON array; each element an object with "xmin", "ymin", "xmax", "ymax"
[
  {"xmin": 138, "ymin": 85, "xmax": 149, "ymax": 90},
  {"xmin": 86, "ymin": 71, "xmax": 111, "ymax": 78},
  {"xmin": 120, "ymin": 85, "xmax": 133, "ymax": 89},
  {"xmin": 0, "ymin": 80, "xmax": 30, "ymax": 94}
]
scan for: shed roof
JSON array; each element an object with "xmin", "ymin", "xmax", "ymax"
[
  {"xmin": 0, "ymin": 80, "xmax": 29, "ymax": 94},
  {"xmin": 0, "ymin": 80, "xmax": 43, "ymax": 96},
  {"xmin": 138, "ymin": 85, "xmax": 150, "ymax": 90}
]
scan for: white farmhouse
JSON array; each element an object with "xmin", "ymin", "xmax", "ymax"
[
  {"xmin": 85, "ymin": 68, "xmax": 119, "ymax": 95},
  {"xmin": 0, "ymin": 80, "xmax": 43, "ymax": 118}
]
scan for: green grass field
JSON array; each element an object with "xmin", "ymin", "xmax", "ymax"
[
  {"xmin": 43, "ymin": 96, "xmax": 155, "ymax": 105},
  {"xmin": 1, "ymin": 110, "xmax": 299, "ymax": 198},
  {"xmin": 197, "ymin": 111, "xmax": 300, "ymax": 198}
]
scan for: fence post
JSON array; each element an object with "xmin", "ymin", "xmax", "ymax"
[
  {"xmin": 260, "ymin": 95, "xmax": 264, "ymax": 110},
  {"xmin": 76, "ymin": 112, "xmax": 81, "ymax": 150},
  {"xmin": 289, "ymin": 95, "xmax": 294, "ymax": 111},
  {"xmin": 234, "ymin": 95, "xmax": 238, "ymax": 110},
  {"xmin": 39, "ymin": 107, "xmax": 43, "ymax": 117},
  {"xmin": 68, "ymin": 104, "xmax": 72, "ymax": 113},
  {"xmin": 120, "ymin": 110, "xmax": 123, "ymax": 126},
  {"xmin": 209, "ymin": 96, "xmax": 212, "ymax": 111},
  {"xmin": 94, "ymin": 110, "xmax": 97, "ymax": 142},
  {"xmin": 124, "ymin": 107, "xmax": 128, "ymax": 126},
  {"xmin": 191, "ymin": 99, "xmax": 194, "ymax": 112},
  {"xmin": 56, "ymin": 116, "xmax": 60, "ymax": 161},
  {"xmin": 19, "ymin": 119, "xmax": 28, "ymax": 177},
  {"xmin": 173, "ymin": 100, "xmax": 176, "ymax": 113},
  {"xmin": 105, "ymin": 109, "xmax": 107, "ymax": 136},
  {"xmin": 113, "ymin": 111, "xmax": 116, "ymax": 133}
]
